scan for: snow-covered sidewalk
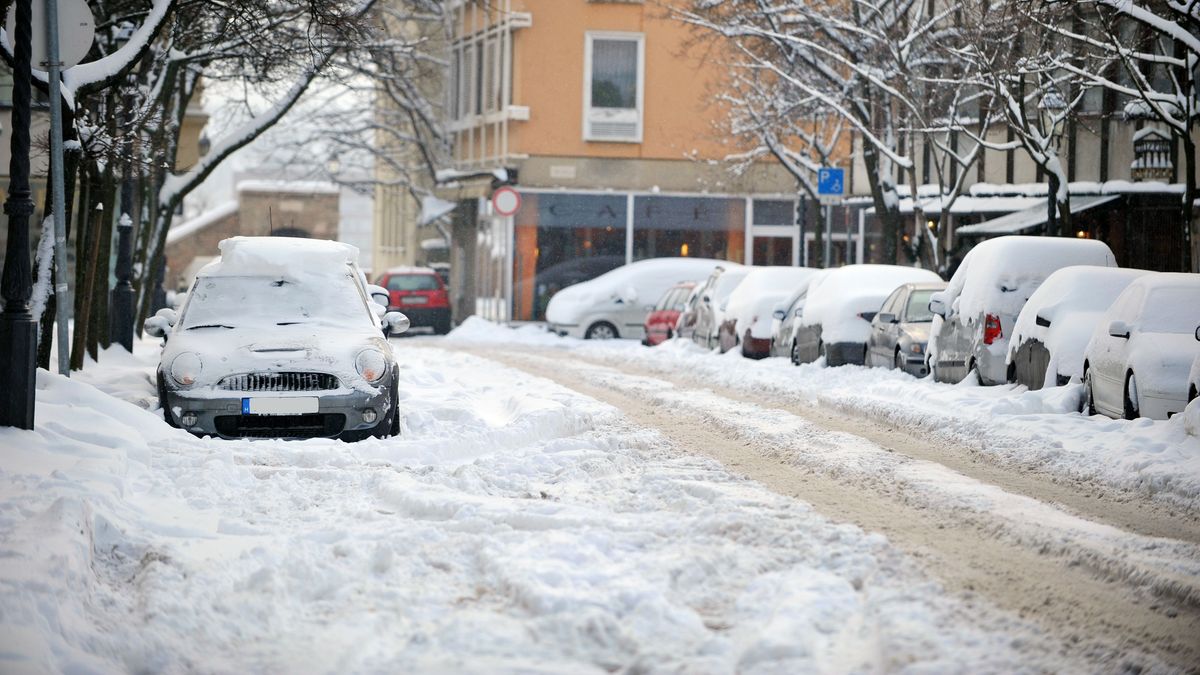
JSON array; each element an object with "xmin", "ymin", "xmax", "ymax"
[
  {"xmin": 446, "ymin": 318, "xmax": 1200, "ymax": 515},
  {"xmin": 0, "ymin": 341, "xmax": 1082, "ymax": 672}
]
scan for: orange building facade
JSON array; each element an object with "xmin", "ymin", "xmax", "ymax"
[{"xmin": 445, "ymin": 0, "xmax": 806, "ymax": 322}]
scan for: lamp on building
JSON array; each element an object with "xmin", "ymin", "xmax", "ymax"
[
  {"xmin": 197, "ymin": 132, "xmax": 211, "ymax": 158},
  {"xmin": 1038, "ymin": 89, "xmax": 1068, "ymax": 237}
]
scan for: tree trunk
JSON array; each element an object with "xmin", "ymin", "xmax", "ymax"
[
  {"xmin": 70, "ymin": 168, "xmax": 100, "ymax": 371},
  {"xmin": 1183, "ymin": 132, "xmax": 1197, "ymax": 273}
]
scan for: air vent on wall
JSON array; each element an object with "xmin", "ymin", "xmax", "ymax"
[{"xmin": 588, "ymin": 120, "xmax": 639, "ymax": 141}]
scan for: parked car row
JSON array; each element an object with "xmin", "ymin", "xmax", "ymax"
[{"xmin": 544, "ymin": 235, "xmax": 1199, "ymax": 422}]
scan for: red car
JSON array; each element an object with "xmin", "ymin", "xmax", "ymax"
[
  {"xmin": 643, "ymin": 281, "xmax": 696, "ymax": 346},
  {"xmin": 375, "ymin": 266, "xmax": 451, "ymax": 334}
]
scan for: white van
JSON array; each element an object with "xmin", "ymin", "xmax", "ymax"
[{"xmin": 928, "ymin": 236, "xmax": 1117, "ymax": 385}]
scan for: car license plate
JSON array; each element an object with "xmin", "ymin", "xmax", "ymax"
[
  {"xmin": 242, "ymin": 397, "xmax": 319, "ymax": 415},
  {"xmin": 401, "ymin": 296, "xmax": 429, "ymax": 305}
]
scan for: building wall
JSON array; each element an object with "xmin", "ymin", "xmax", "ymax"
[{"xmin": 237, "ymin": 188, "xmax": 339, "ymax": 240}]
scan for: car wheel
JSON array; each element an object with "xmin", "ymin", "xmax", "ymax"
[
  {"xmin": 969, "ymin": 359, "xmax": 983, "ymax": 385},
  {"xmin": 157, "ymin": 374, "xmax": 179, "ymax": 428},
  {"xmin": 666, "ymin": 327, "xmax": 674, "ymax": 341},
  {"xmin": 790, "ymin": 340, "xmax": 800, "ymax": 366},
  {"xmin": 1123, "ymin": 371, "xmax": 1140, "ymax": 420},
  {"xmin": 433, "ymin": 318, "xmax": 452, "ymax": 335},
  {"xmin": 585, "ymin": 321, "xmax": 618, "ymax": 340},
  {"xmin": 1083, "ymin": 366, "xmax": 1097, "ymax": 416},
  {"xmin": 894, "ymin": 349, "xmax": 904, "ymax": 372},
  {"xmin": 1189, "ymin": 383, "xmax": 1198, "ymax": 404}
]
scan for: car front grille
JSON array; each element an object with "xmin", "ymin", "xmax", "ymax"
[
  {"xmin": 214, "ymin": 413, "xmax": 345, "ymax": 439},
  {"xmin": 218, "ymin": 372, "xmax": 340, "ymax": 392}
]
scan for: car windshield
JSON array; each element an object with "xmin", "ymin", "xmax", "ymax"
[
  {"xmin": 905, "ymin": 290, "xmax": 937, "ymax": 323},
  {"xmin": 1141, "ymin": 286, "xmax": 1200, "ymax": 333},
  {"xmin": 385, "ymin": 274, "xmax": 440, "ymax": 291},
  {"xmin": 180, "ymin": 273, "xmax": 374, "ymax": 329}
]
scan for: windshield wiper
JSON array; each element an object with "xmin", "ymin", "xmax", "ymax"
[
  {"xmin": 187, "ymin": 324, "xmax": 234, "ymax": 330},
  {"xmin": 276, "ymin": 321, "xmax": 308, "ymax": 326}
]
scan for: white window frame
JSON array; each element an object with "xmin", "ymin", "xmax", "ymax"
[{"xmin": 583, "ymin": 31, "xmax": 645, "ymax": 143}]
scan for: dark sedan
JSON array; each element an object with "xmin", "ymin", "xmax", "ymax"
[{"xmin": 865, "ymin": 281, "xmax": 947, "ymax": 376}]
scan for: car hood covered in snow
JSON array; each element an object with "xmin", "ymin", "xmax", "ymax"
[
  {"xmin": 724, "ymin": 267, "xmax": 819, "ymax": 339},
  {"xmin": 802, "ymin": 265, "xmax": 943, "ymax": 343}
]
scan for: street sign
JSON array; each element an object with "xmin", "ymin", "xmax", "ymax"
[
  {"xmin": 817, "ymin": 167, "xmax": 844, "ymax": 196},
  {"xmin": 4, "ymin": 0, "xmax": 95, "ymax": 70},
  {"xmin": 492, "ymin": 186, "xmax": 521, "ymax": 216}
]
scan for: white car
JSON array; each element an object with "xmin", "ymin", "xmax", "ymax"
[
  {"xmin": 545, "ymin": 257, "xmax": 730, "ymax": 340},
  {"xmin": 1082, "ymin": 273, "xmax": 1200, "ymax": 420},
  {"xmin": 769, "ymin": 270, "xmax": 830, "ymax": 359},
  {"xmin": 717, "ymin": 266, "xmax": 818, "ymax": 358},
  {"xmin": 928, "ymin": 236, "xmax": 1117, "ymax": 385},
  {"xmin": 1006, "ymin": 266, "xmax": 1150, "ymax": 389},
  {"xmin": 145, "ymin": 237, "xmax": 411, "ymax": 441}
]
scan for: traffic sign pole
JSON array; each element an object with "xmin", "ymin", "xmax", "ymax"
[{"xmin": 46, "ymin": 0, "xmax": 71, "ymax": 376}]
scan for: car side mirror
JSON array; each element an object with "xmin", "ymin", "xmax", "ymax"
[
  {"xmin": 156, "ymin": 307, "xmax": 178, "ymax": 326},
  {"xmin": 367, "ymin": 284, "xmax": 390, "ymax": 307},
  {"xmin": 1195, "ymin": 325, "xmax": 1199, "ymax": 342},
  {"xmin": 1108, "ymin": 320, "xmax": 1130, "ymax": 339},
  {"xmin": 877, "ymin": 312, "xmax": 896, "ymax": 324},
  {"xmin": 1035, "ymin": 314, "xmax": 1051, "ymax": 328},
  {"xmin": 143, "ymin": 316, "xmax": 170, "ymax": 338},
  {"xmin": 928, "ymin": 292, "xmax": 947, "ymax": 318},
  {"xmin": 384, "ymin": 311, "xmax": 411, "ymax": 337},
  {"xmin": 859, "ymin": 311, "xmax": 878, "ymax": 323},
  {"xmin": 772, "ymin": 309, "xmax": 786, "ymax": 320},
  {"xmin": 702, "ymin": 294, "xmax": 712, "ymax": 304}
]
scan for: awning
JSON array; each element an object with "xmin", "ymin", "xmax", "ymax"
[{"xmin": 955, "ymin": 195, "xmax": 1120, "ymax": 236}]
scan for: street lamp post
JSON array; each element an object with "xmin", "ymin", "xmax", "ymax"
[
  {"xmin": 111, "ymin": 32, "xmax": 136, "ymax": 352},
  {"xmin": 0, "ymin": 0, "xmax": 37, "ymax": 429},
  {"xmin": 1038, "ymin": 89, "xmax": 1068, "ymax": 237}
]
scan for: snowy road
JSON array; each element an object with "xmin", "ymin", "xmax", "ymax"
[{"xmin": 1, "ymin": 325, "xmax": 1198, "ymax": 672}]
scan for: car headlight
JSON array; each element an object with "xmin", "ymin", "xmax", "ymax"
[
  {"xmin": 169, "ymin": 352, "xmax": 203, "ymax": 386},
  {"xmin": 355, "ymin": 348, "xmax": 389, "ymax": 383}
]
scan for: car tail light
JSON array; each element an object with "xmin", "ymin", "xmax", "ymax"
[{"xmin": 983, "ymin": 313, "xmax": 1003, "ymax": 345}]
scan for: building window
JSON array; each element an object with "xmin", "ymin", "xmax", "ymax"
[
  {"xmin": 584, "ymin": 32, "xmax": 644, "ymax": 142},
  {"xmin": 512, "ymin": 193, "xmax": 628, "ymax": 321},
  {"xmin": 632, "ymin": 196, "xmax": 745, "ymax": 262}
]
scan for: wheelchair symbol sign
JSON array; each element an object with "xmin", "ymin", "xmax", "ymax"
[{"xmin": 818, "ymin": 168, "xmax": 844, "ymax": 195}]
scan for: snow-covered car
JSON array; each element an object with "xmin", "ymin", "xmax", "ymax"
[
  {"xmin": 145, "ymin": 237, "xmax": 411, "ymax": 441},
  {"xmin": 643, "ymin": 281, "xmax": 695, "ymax": 346},
  {"xmin": 1082, "ymin": 273, "xmax": 1200, "ymax": 420},
  {"xmin": 769, "ymin": 270, "xmax": 829, "ymax": 359},
  {"xmin": 791, "ymin": 264, "xmax": 942, "ymax": 367},
  {"xmin": 716, "ymin": 266, "xmax": 818, "ymax": 358},
  {"xmin": 545, "ymin": 258, "xmax": 729, "ymax": 340},
  {"xmin": 865, "ymin": 281, "xmax": 947, "ymax": 377},
  {"xmin": 1007, "ymin": 266, "xmax": 1150, "ymax": 390},
  {"xmin": 928, "ymin": 236, "xmax": 1117, "ymax": 385},
  {"xmin": 690, "ymin": 266, "xmax": 752, "ymax": 350}
]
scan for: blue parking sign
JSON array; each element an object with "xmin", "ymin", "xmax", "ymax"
[{"xmin": 817, "ymin": 168, "xmax": 844, "ymax": 195}]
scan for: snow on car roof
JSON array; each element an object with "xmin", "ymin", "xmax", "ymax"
[
  {"xmin": 945, "ymin": 236, "xmax": 1116, "ymax": 321},
  {"xmin": 725, "ymin": 267, "xmax": 819, "ymax": 328},
  {"xmin": 199, "ymin": 237, "xmax": 361, "ymax": 279},
  {"xmin": 801, "ymin": 264, "xmax": 943, "ymax": 342}
]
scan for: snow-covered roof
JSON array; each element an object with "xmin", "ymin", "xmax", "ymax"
[
  {"xmin": 200, "ymin": 236, "xmax": 360, "ymax": 279},
  {"xmin": 420, "ymin": 237, "xmax": 448, "ymax": 251},
  {"xmin": 955, "ymin": 195, "xmax": 1119, "ymax": 236},
  {"xmin": 166, "ymin": 201, "xmax": 238, "ymax": 246},
  {"xmin": 236, "ymin": 179, "xmax": 340, "ymax": 195}
]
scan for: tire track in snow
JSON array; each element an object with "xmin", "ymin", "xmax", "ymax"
[{"xmin": 464, "ymin": 346, "xmax": 1200, "ymax": 672}]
